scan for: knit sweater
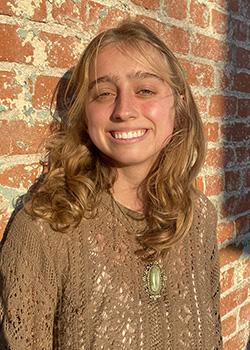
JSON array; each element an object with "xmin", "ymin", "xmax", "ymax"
[{"xmin": 0, "ymin": 190, "xmax": 222, "ymax": 349}]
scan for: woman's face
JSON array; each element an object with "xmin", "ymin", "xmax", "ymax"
[{"xmin": 85, "ymin": 45, "xmax": 175, "ymax": 173}]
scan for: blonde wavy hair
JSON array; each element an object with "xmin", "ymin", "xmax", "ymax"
[{"xmin": 26, "ymin": 20, "xmax": 206, "ymax": 261}]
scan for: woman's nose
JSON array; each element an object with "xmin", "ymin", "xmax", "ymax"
[{"xmin": 111, "ymin": 92, "xmax": 138, "ymax": 121}]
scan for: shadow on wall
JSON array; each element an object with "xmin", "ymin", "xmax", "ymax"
[
  {"xmin": 219, "ymin": 2, "xmax": 250, "ymax": 247},
  {"xmin": 220, "ymin": 2, "xmax": 250, "ymax": 349}
]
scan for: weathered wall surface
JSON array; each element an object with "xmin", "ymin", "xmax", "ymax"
[{"xmin": 0, "ymin": 0, "xmax": 249, "ymax": 348}]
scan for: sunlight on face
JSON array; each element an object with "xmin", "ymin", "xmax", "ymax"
[{"xmin": 85, "ymin": 45, "xmax": 175, "ymax": 173}]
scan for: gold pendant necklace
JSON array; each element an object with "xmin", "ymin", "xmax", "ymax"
[{"xmin": 110, "ymin": 192, "xmax": 167, "ymax": 301}]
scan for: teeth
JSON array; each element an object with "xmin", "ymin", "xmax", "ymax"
[{"xmin": 113, "ymin": 130, "xmax": 146, "ymax": 139}]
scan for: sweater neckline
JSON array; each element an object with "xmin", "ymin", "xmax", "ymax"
[{"xmin": 101, "ymin": 191, "xmax": 147, "ymax": 232}]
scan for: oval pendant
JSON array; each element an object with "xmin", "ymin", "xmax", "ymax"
[
  {"xmin": 143, "ymin": 261, "xmax": 166, "ymax": 301},
  {"xmin": 150, "ymin": 266, "xmax": 160, "ymax": 292}
]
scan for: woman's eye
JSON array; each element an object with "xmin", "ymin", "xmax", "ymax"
[
  {"xmin": 92, "ymin": 90, "xmax": 116, "ymax": 104},
  {"xmin": 137, "ymin": 89, "xmax": 155, "ymax": 96},
  {"xmin": 94, "ymin": 91, "xmax": 115, "ymax": 100},
  {"xmin": 97, "ymin": 92, "xmax": 112, "ymax": 98}
]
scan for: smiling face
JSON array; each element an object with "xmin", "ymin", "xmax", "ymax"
[{"xmin": 85, "ymin": 45, "xmax": 175, "ymax": 174}]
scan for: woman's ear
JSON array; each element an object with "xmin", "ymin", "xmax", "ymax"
[{"xmin": 180, "ymin": 94, "xmax": 184, "ymax": 100}]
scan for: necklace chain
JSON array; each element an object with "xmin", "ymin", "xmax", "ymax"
[
  {"xmin": 109, "ymin": 191, "xmax": 167, "ymax": 300},
  {"xmin": 110, "ymin": 192, "xmax": 136, "ymax": 233}
]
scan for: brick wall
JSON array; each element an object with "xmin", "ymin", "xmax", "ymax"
[{"xmin": 0, "ymin": 0, "xmax": 249, "ymax": 348}]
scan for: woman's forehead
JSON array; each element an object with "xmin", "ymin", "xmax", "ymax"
[{"xmin": 90, "ymin": 42, "xmax": 168, "ymax": 78}]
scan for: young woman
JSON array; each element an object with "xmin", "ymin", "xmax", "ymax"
[{"xmin": 0, "ymin": 20, "xmax": 222, "ymax": 349}]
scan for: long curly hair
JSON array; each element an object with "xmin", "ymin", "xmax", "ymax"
[{"xmin": 26, "ymin": 20, "xmax": 206, "ymax": 261}]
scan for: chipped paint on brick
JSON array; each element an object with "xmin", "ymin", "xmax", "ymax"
[
  {"xmin": 17, "ymin": 141, "xmax": 25, "ymax": 148},
  {"xmin": 17, "ymin": 27, "xmax": 47, "ymax": 67},
  {"xmin": 54, "ymin": 0, "xmax": 67, "ymax": 6},
  {"xmin": 7, "ymin": 0, "xmax": 44, "ymax": 18},
  {"xmin": 85, "ymin": 2, "xmax": 90, "ymax": 20},
  {"xmin": 99, "ymin": 8, "xmax": 108, "ymax": 18},
  {"xmin": 18, "ymin": 28, "xmax": 39, "ymax": 39},
  {"xmin": 0, "ymin": 185, "xmax": 23, "ymax": 209},
  {"xmin": 0, "ymin": 103, "xmax": 7, "ymax": 112},
  {"xmin": 9, "ymin": 71, "xmax": 36, "ymax": 121}
]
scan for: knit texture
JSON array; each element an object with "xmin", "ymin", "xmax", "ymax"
[{"xmin": 0, "ymin": 190, "xmax": 222, "ymax": 349}]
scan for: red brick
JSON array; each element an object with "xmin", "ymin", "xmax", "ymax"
[
  {"xmin": 167, "ymin": 26, "xmax": 190, "ymax": 55},
  {"xmin": 33, "ymin": 75, "xmax": 60, "ymax": 109},
  {"xmin": 212, "ymin": 9, "xmax": 229, "ymax": 35},
  {"xmin": 223, "ymin": 192, "xmax": 250, "ymax": 217},
  {"xmin": 237, "ymin": 47, "xmax": 250, "ymax": 70},
  {"xmin": 239, "ymin": 302, "xmax": 250, "ymax": 323},
  {"xmin": 221, "ymin": 122, "xmax": 250, "ymax": 143},
  {"xmin": 243, "ymin": 168, "xmax": 250, "ymax": 188},
  {"xmin": 191, "ymin": 33, "xmax": 230, "ymax": 62},
  {"xmin": 233, "ymin": 72, "xmax": 250, "ymax": 93},
  {"xmin": 131, "ymin": 0, "xmax": 160, "ymax": 10},
  {"xmin": 0, "ymin": 24, "xmax": 33, "ymax": 63},
  {"xmin": 220, "ymin": 283, "xmax": 248, "ymax": 316},
  {"xmin": 238, "ymin": 99, "xmax": 250, "ymax": 118},
  {"xmin": 219, "ymin": 244, "xmax": 244, "ymax": 268},
  {"xmin": 221, "ymin": 315, "xmax": 236, "ymax": 337},
  {"xmin": 235, "ymin": 215, "xmax": 249, "ymax": 237},
  {"xmin": 95, "ymin": 8, "xmax": 130, "ymax": 34},
  {"xmin": 0, "ymin": 210, "xmax": 10, "ymax": 242},
  {"xmin": 190, "ymin": 0, "xmax": 210, "ymax": 28},
  {"xmin": 223, "ymin": 328, "xmax": 247, "ymax": 350},
  {"xmin": 240, "ymin": 0, "xmax": 250, "ymax": 18},
  {"xmin": 210, "ymin": 0, "xmax": 238, "ymax": 12},
  {"xmin": 220, "ymin": 267, "xmax": 234, "ymax": 293},
  {"xmin": 194, "ymin": 94, "xmax": 207, "ymax": 114},
  {"xmin": 209, "ymin": 95, "xmax": 237, "ymax": 118},
  {"xmin": 163, "ymin": 0, "xmax": 188, "ymax": 20},
  {"xmin": 210, "ymin": 0, "xmax": 227, "ymax": 9},
  {"xmin": 204, "ymin": 122, "xmax": 219, "ymax": 142},
  {"xmin": 225, "ymin": 170, "xmax": 241, "ymax": 192},
  {"xmin": 205, "ymin": 147, "xmax": 234, "ymax": 168},
  {"xmin": 227, "ymin": 121, "xmax": 249, "ymax": 141},
  {"xmin": 137, "ymin": 17, "xmax": 189, "ymax": 55},
  {"xmin": 232, "ymin": 18, "xmax": 248, "ymax": 42},
  {"xmin": 217, "ymin": 68, "xmax": 233, "ymax": 90},
  {"xmin": 0, "ymin": 120, "xmax": 50, "ymax": 156},
  {"xmin": 179, "ymin": 59, "xmax": 214, "ymax": 88},
  {"xmin": 195, "ymin": 176, "xmax": 204, "ymax": 192},
  {"xmin": 217, "ymin": 221, "xmax": 235, "ymax": 244},
  {"xmin": 236, "ymin": 146, "xmax": 250, "ymax": 165},
  {"xmin": 204, "ymin": 174, "xmax": 223, "ymax": 196},
  {"xmin": 0, "ymin": 0, "xmax": 47, "ymax": 22},
  {"xmin": 52, "ymin": 0, "xmax": 87, "ymax": 27},
  {"xmin": 0, "ymin": 71, "xmax": 22, "ymax": 110},
  {"xmin": 228, "ymin": 0, "xmax": 239, "ymax": 12},
  {"xmin": 0, "ymin": 163, "xmax": 41, "ymax": 189},
  {"xmin": 38, "ymin": 32, "xmax": 82, "ymax": 69}
]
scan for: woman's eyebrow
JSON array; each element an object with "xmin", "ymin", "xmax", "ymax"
[
  {"xmin": 88, "ymin": 71, "xmax": 164, "ymax": 90},
  {"xmin": 88, "ymin": 76, "xmax": 118, "ymax": 90},
  {"xmin": 128, "ymin": 70, "xmax": 164, "ymax": 82}
]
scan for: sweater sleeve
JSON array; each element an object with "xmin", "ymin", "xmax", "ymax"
[{"xmin": 0, "ymin": 210, "xmax": 66, "ymax": 350}]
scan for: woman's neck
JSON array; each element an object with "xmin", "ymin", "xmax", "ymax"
[{"xmin": 112, "ymin": 167, "xmax": 147, "ymax": 213}]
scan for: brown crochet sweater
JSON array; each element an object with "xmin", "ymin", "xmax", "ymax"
[{"xmin": 0, "ymin": 190, "xmax": 222, "ymax": 349}]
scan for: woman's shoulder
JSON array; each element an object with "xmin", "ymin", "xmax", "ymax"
[
  {"xmin": 1, "ymin": 207, "xmax": 69, "ymax": 266},
  {"xmin": 193, "ymin": 189, "xmax": 217, "ymax": 221},
  {"xmin": 7, "ymin": 207, "xmax": 56, "ymax": 241}
]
